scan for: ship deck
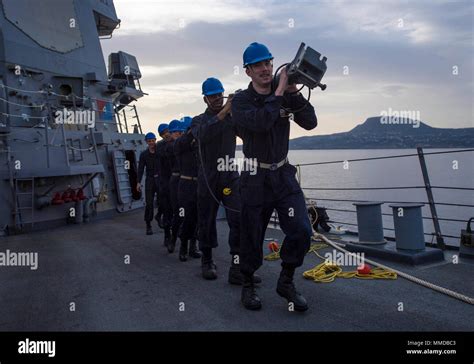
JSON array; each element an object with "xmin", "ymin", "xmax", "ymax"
[{"xmin": 0, "ymin": 210, "xmax": 473, "ymax": 331}]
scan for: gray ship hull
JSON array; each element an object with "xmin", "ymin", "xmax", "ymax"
[{"xmin": 0, "ymin": 0, "xmax": 147, "ymax": 235}]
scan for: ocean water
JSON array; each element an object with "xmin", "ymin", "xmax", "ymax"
[{"xmin": 238, "ymin": 148, "xmax": 474, "ymax": 247}]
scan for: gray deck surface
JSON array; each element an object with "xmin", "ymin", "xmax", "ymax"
[{"xmin": 1, "ymin": 210, "xmax": 473, "ymax": 331}]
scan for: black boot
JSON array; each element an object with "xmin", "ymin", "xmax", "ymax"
[
  {"xmin": 179, "ymin": 239, "xmax": 188, "ymax": 262},
  {"xmin": 276, "ymin": 267, "xmax": 308, "ymax": 312},
  {"xmin": 188, "ymin": 239, "xmax": 202, "ymax": 259},
  {"xmin": 163, "ymin": 228, "xmax": 171, "ymax": 247},
  {"xmin": 146, "ymin": 223, "xmax": 153, "ymax": 235},
  {"xmin": 228, "ymin": 257, "xmax": 262, "ymax": 285},
  {"xmin": 201, "ymin": 256, "xmax": 217, "ymax": 280},
  {"xmin": 241, "ymin": 274, "xmax": 262, "ymax": 310},
  {"xmin": 167, "ymin": 232, "xmax": 177, "ymax": 254}
]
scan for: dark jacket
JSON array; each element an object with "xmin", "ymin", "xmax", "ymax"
[
  {"xmin": 231, "ymin": 82, "xmax": 317, "ymax": 201},
  {"xmin": 157, "ymin": 140, "xmax": 172, "ymax": 185},
  {"xmin": 163, "ymin": 139, "xmax": 179, "ymax": 174},
  {"xmin": 174, "ymin": 130, "xmax": 198, "ymax": 178},
  {"xmin": 137, "ymin": 147, "xmax": 159, "ymax": 182},
  {"xmin": 190, "ymin": 109, "xmax": 237, "ymax": 176},
  {"xmin": 231, "ymin": 82, "xmax": 317, "ymax": 164}
]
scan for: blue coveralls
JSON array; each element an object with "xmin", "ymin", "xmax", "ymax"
[
  {"xmin": 137, "ymin": 148, "xmax": 160, "ymax": 224},
  {"xmin": 163, "ymin": 140, "xmax": 181, "ymax": 240},
  {"xmin": 191, "ymin": 109, "xmax": 241, "ymax": 256},
  {"xmin": 174, "ymin": 130, "xmax": 198, "ymax": 242},
  {"xmin": 232, "ymin": 83, "xmax": 317, "ymax": 276},
  {"xmin": 157, "ymin": 140, "xmax": 173, "ymax": 232}
]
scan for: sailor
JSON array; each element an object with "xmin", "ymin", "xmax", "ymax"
[
  {"xmin": 191, "ymin": 77, "xmax": 261, "ymax": 285},
  {"xmin": 163, "ymin": 119, "xmax": 185, "ymax": 253},
  {"xmin": 157, "ymin": 123, "xmax": 174, "ymax": 247},
  {"xmin": 174, "ymin": 116, "xmax": 202, "ymax": 261},
  {"xmin": 232, "ymin": 42, "xmax": 317, "ymax": 311},
  {"xmin": 155, "ymin": 123, "xmax": 171, "ymax": 229},
  {"xmin": 137, "ymin": 132, "xmax": 160, "ymax": 235}
]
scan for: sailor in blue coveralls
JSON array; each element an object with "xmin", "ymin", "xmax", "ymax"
[
  {"xmin": 232, "ymin": 43, "xmax": 317, "ymax": 311},
  {"xmin": 191, "ymin": 78, "xmax": 261, "ymax": 285},
  {"xmin": 157, "ymin": 123, "xmax": 174, "ymax": 247},
  {"xmin": 173, "ymin": 116, "xmax": 202, "ymax": 262},
  {"xmin": 137, "ymin": 132, "xmax": 160, "ymax": 236},
  {"xmin": 155, "ymin": 123, "xmax": 171, "ymax": 230},
  {"xmin": 162, "ymin": 119, "xmax": 185, "ymax": 253}
]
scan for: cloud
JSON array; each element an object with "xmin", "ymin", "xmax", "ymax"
[
  {"xmin": 113, "ymin": 0, "xmax": 265, "ymax": 35},
  {"xmin": 379, "ymin": 84, "xmax": 409, "ymax": 97},
  {"xmin": 139, "ymin": 64, "xmax": 195, "ymax": 77},
  {"xmin": 101, "ymin": 0, "xmax": 473, "ymax": 137}
]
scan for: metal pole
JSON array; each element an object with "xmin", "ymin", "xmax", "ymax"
[
  {"xmin": 60, "ymin": 121, "xmax": 70, "ymax": 166},
  {"xmin": 43, "ymin": 106, "xmax": 50, "ymax": 168},
  {"xmin": 122, "ymin": 109, "xmax": 129, "ymax": 134},
  {"xmin": 115, "ymin": 108, "xmax": 123, "ymax": 133},
  {"xmin": 7, "ymin": 146, "xmax": 17, "ymax": 229},
  {"xmin": 89, "ymin": 126, "xmax": 100, "ymax": 164},
  {"xmin": 72, "ymin": 93, "xmax": 80, "ymax": 131},
  {"xmin": 133, "ymin": 105, "xmax": 143, "ymax": 134},
  {"xmin": 42, "ymin": 96, "xmax": 54, "ymax": 168},
  {"xmin": 31, "ymin": 177, "xmax": 34, "ymax": 228},
  {"xmin": 45, "ymin": 101, "xmax": 69, "ymax": 166},
  {"xmin": 417, "ymin": 147, "xmax": 445, "ymax": 249}
]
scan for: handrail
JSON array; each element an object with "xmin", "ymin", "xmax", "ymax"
[
  {"xmin": 304, "ymin": 186, "xmax": 425, "ymax": 190},
  {"xmin": 303, "ymin": 186, "xmax": 473, "ymax": 191},
  {"xmin": 325, "ymin": 220, "xmax": 461, "ymax": 240},
  {"xmin": 296, "ymin": 148, "xmax": 474, "ymax": 249},
  {"xmin": 323, "ymin": 207, "xmax": 470, "ymax": 223},
  {"xmin": 306, "ymin": 197, "xmax": 474, "ymax": 208},
  {"xmin": 269, "ymin": 215, "xmax": 461, "ymax": 240},
  {"xmin": 295, "ymin": 148, "xmax": 474, "ymax": 167}
]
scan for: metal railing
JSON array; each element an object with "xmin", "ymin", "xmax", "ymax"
[
  {"xmin": 271, "ymin": 148, "xmax": 474, "ymax": 250},
  {"xmin": 114, "ymin": 104, "xmax": 143, "ymax": 134}
]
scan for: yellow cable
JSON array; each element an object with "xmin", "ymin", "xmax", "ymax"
[
  {"xmin": 263, "ymin": 226, "xmax": 396, "ymax": 283},
  {"xmin": 303, "ymin": 261, "xmax": 397, "ymax": 283},
  {"xmin": 264, "ymin": 251, "xmax": 281, "ymax": 261}
]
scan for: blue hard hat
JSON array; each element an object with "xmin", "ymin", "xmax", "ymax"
[
  {"xmin": 202, "ymin": 77, "xmax": 224, "ymax": 96},
  {"xmin": 181, "ymin": 116, "xmax": 192, "ymax": 131},
  {"xmin": 243, "ymin": 42, "xmax": 273, "ymax": 67},
  {"xmin": 168, "ymin": 119, "xmax": 182, "ymax": 133},
  {"xmin": 145, "ymin": 132, "xmax": 156, "ymax": 140},
  {"xmin": 158, "ymin": 123, "xmax": 169, "ymax": 135}
]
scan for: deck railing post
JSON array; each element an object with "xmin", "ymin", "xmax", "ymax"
[
  {"xmin": 133, "ymin": 105, "xmax": 143, "ymax": 134},
  {"xmin": 417, "ymin": 147, "xmax": 446, "ymax": 249},
  {"xmin": 115, "ymin": 107, "xmax": 123, "ymax": 133},
  {"xmin": 122, "ymin": 109, "xmax": 129, "ymax": 134}
]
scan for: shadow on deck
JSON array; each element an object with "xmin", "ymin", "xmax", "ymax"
[{"xmin": 0, "ymin": 210, "xmax": 473, "ymax": 331}]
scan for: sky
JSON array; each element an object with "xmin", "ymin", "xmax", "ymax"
[{"xmin": 99, "ymin": 0, "xmax": 473, "ymax": 138}]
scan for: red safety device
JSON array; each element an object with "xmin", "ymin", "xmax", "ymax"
[
  {"xmin": 268, "ymin": 241, "xmax": 279, "ymax": 252},
  {"xmin": 357, "ymin": 264, "xmax": 372, "ymax": 275}
]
